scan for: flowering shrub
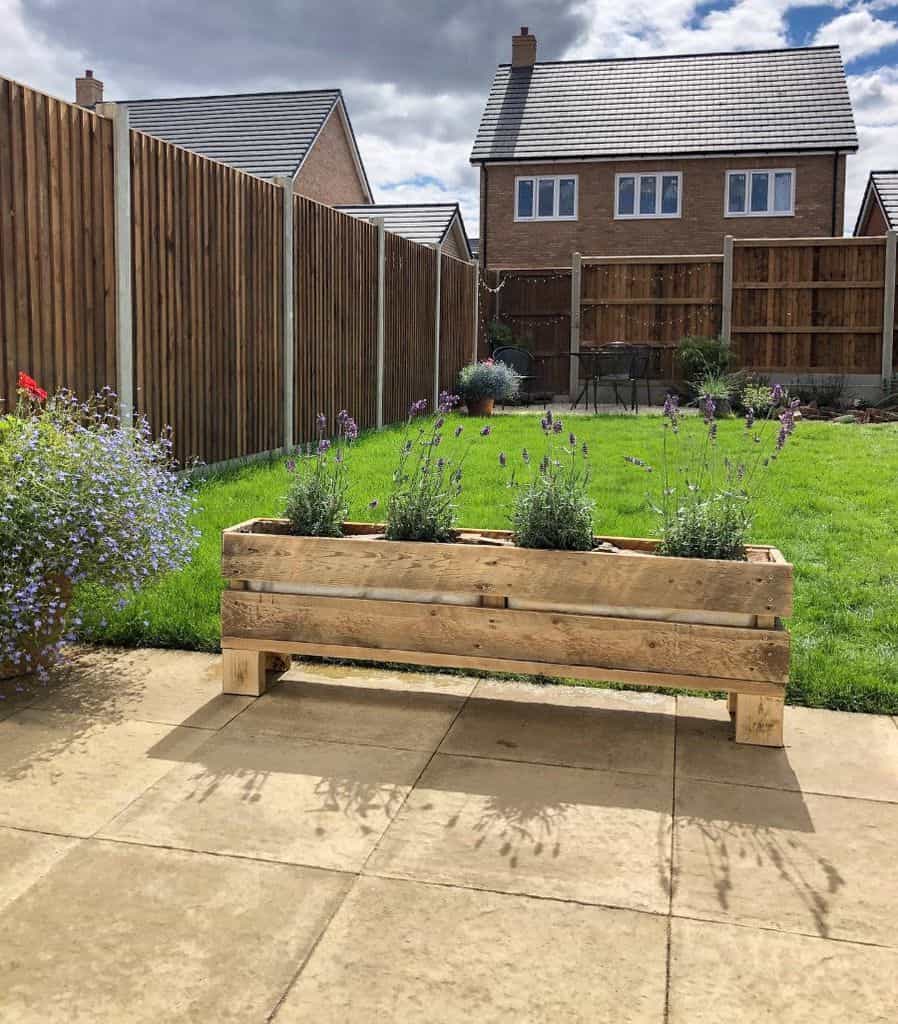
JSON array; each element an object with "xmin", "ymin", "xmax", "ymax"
[
  {"xmin": 456, "ymin": 360, "xmax": 521, "ymax": 403},
  {"xmin": 0, "ymin": 379, "xmax": 197, "ymax": 677},
  {"xmin": 627, "ymin": 388, "xmax": 799, "ymax": 561},
  {"xmin": 383, "ymin": 392, "xmax": 487, "ymax": 542},
  {"xmin": 502, "ymin": 410, "xmax": 595, "ymax": 550},
  {"xmin": 284, "ymin": 410, "xmax": 358, "ymax": 536}
]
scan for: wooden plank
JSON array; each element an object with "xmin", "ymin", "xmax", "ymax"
[
  {"xmin": 221, "ymin": 528, "xmax": 792, "ymax": 616},
  {"xmin": 222, "ymin": 635, "xmax": 786, "ymax": 698},
  {"xmin": 734, "ymin": 280, "xmax": 885, "ymax": 290},
  {"xmin": 582, "ymin": 254, "xmax": 723, "ymax": 264},
  {"xmin": 221, "ymin": 591, "xmax": 790, "ymax": 684},
  {"xmin": 735, "ymin": 237, "xmax": 885, "ymax": 247},
  {"xmin": 732, "ymin": 326, "xmax": 881, "ymax": 335},
  {"xmin": 581, "ymin": 297, "xmax": 721, "ymax": 306},
  {"xmin": 221, "ymin": 648, "xmax": 267, "ymax": 697},
  {"xmin": 734, "ymin": 694, "xmax": 784, "ymax": 746}
]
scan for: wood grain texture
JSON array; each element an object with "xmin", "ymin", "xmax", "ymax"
[
  {"xmin": 734, "ymin": 693, "xmax": 785, "ymax": 746},
  {"xmin": 221, "ymin": 526, "xmax": 793, "ymax": 617},
  {"xmin": 220, "ymin": 590, "xmax": 790, "ymax": 684},
  {"xmin": 0, "ymin": 78, "xmax": 115, "ymax": 406}
]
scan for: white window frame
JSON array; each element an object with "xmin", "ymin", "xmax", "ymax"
[
  {"xmin": 725, "ymin": 169, "xmax": 795, "ymax": 217},
  {"xmin": 514, "ymin": 175, "xmax": 579, "ymax": 222},
  {"xmin": 614, "ymin": 172, "xmax": 682, "ymax": 220}
]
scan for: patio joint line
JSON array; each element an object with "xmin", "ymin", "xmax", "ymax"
[
  {"xmin": 428, "ymin": 745, "xmax": 675, "ymax": 780},
  {"xmin": 663, "ymin": 698, "xmax": 679, "ymax": 1024},
  {"xmin": 672, "ymin": 770, "xmax": 898, "ymax": 808}
]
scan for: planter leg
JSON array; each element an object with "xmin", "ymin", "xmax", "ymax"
[
  {"xmin": 734, "ymin": 694, "xmax": 785, "ymax": 747},
  {"xmin": 222, "ymin": 649, "xmax": 268, "ymax": 697},
  {"xmin": 727, "ymin": 692, "xmax": 737, "ymax": 716}
]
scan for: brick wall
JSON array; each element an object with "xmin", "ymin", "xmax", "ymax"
[
  {"xmin": 481, "ymin": 154, "xmax": 847, "ymax": 269},
  {"xmin": 857, "ymin": 196, "xmax": 889, "ymax": 236},
  {"xmin": 294, "ymin": 106, "xmax": 369, "ymax": 206}
]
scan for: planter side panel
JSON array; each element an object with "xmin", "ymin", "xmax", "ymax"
[
  {"xmin": 221, "ymin": 591, "xmax": 790, "ymax": 684},
  {"xmin": 222, "ymin": 530, "xmax": 793, "ymax": 618}
]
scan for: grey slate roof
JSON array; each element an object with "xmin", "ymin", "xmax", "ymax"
[
  {"xmin": 472, "ymin": 46, "xmax": 858, "ymax": 162},
  {"xmin": 337, "ymin": 203, "xmax": 471, "ymax": 255},
  {"xmin": 120, "ymin": 89, "xmax": 345, "ymax": 180},
  {"xmin": 861, "ymin": 171, "xmax": 898, "ymax": 231}
]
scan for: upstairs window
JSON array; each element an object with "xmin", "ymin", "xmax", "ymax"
[
  {"xmin": 515, "ymin": 175, "xmax": 578, "ymax": 221},
  {"xmin": 615, "ymin": 172, "xmax": 681, "ymax": 219},
  {"xmin": 726, "ymin": 170, "xmax": 794, "ymax": 216}
]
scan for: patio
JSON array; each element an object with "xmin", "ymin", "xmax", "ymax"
[{"xmin": 1, "ymin": 647, "xmax": 897, "ymax": 1022}]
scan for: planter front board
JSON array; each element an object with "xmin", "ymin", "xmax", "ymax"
[{"xmin": 221, "ymin": 520, "xmax": 792, "ymax": 746}]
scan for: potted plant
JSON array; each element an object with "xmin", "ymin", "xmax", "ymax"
[
  {"xmin": 691, "ymin": 371, "xmax": 739, "ymax": 417},
  {"xmin": 1, "ymin": 374, "xmax": 197, "ymax": 681},
  {"xmin": 220, "ymin": 394, "xmax": 794, "ymax": 746},
  {"xmin": 456, "ymin": 359, "xmax": 520, "ymax": 417}
]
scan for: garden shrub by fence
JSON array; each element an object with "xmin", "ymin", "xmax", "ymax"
[
  {"xmin": 483, "ymin": 235, "xmax": 898, "ymax": 395},
  {"xmin": 0, "ymin": 76, "xmax": 477, "ymax": 464}
]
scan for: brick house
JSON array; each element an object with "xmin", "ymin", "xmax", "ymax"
[
  {"xmin": 854, "ymin": 171, "xmax": 898, "ymax": 236},
  {"xmin": 471, "ymin": 31, "xmax": 858, "ymax": 270},
  {"xmin": 75, "ymin": 71, "xmax": 372, "ymax": 206}
]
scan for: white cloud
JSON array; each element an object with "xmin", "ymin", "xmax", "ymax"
[
  {"xmin": 845, "ymin": 66, "xmax": 898, "ymax": 229},
  {"xmin": 0, "ymin": 0, "xmax": 85, "ymax": 99},
  {"xmin": 814, "ymin": 7, "xmax": 898, "ymax": 61}
]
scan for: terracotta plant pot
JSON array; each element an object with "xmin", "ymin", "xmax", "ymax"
[{"xmin": 465, "ymin": 396, "xmax": 495, "ymax": 417}]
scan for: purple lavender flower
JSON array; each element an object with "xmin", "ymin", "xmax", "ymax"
[
  {"xmin": 624, "ymin": 455, "xmax": 653, "ymax": 472},
  {"xmin": 522, "ymin": 448, "xmax": 530, "ymax": 464},
  {"xmin": 438, "ymin": 391, "xmax": 460, "ymax": 414},
  {"xmin": 409, "ymin": 398, "xmax": 428, "ymax": 418},
  {"xmin": 285, "ymin": 458, "xmax": 297, "ymax": 472},
  {"xmin": 454, "ymin": 425, "xmax": 463, "ymax": 438},
  {"xmin": 552, "ymin": 420, "xmax": 563, "ymax": 434},
  {"xmin": 369, "ymin": 499, "xmax": 379, "ymax": 509},
  {"xmin": 771, "ymin": 384, "xmax": 784, "ymax": 406},
  {"xmin": 701, "ymin": 395, "xmax": 716, "ymax": 422},
  {"xmin": 480, "ymin": 425, "xmax": 491, "ymax": 436},
  {"xmin": 569, "ymin": 432, "xmax": 576, "ymax": 447},
  {"xmin": 316, "ymin": 411, "xmax": 327, "ymax": 434},
  {"xmin": 498, "ymin": 451, "xmax": 507, "ymax": 467},
  {"xmin": 745, "ymin": 407, "xmax": 756, "ymax": 429},
  {"xmin": 317, "ymin": 438, "xmax": 331, "ymax": 455},
  {"xmin": 581, "ymin": 442, "xmax": 589, "ymax": 458}
]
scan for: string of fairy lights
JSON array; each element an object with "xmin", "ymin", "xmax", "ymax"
[{"xmin": 477, "ymin": 265, "xmax": 800, "ymax": 335}]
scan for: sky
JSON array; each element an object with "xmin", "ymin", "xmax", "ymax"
[{"xmin": 4, "ymin": 0, "xmax": 898, "ymax": 235}]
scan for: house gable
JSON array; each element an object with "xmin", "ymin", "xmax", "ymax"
[
  {"xmin": 854, "ymin": 172, "xmax": 898, "ymax": 236},
  {"xmin": 294, "ymin": 99, "xmax": 372, "ymax": 205}
]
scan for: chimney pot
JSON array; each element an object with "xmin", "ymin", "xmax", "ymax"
[
  {"xmin": 512, "ymin": 26, "xmax": 537, "ymax": 68},
  {"xmin": 75, "ymin": 69, "xmax": 104, "ymax": 109}
]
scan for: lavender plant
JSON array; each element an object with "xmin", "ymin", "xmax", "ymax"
[
  {"xmin": 502, "ymin": 410, "xmax": 595, "ymax": 550},
  {"xmin": 0, "ymin": 380, "xmax": 198, "ymax": 679},
  {"xmin": 383, "ymin": 392, "xmax": 486, "ymax": 543},
  {"xmin": 628, "ymin": 387, "xmax": 799, "ymax": 561},
  {"xmin": 284, "ymin": 409, "xmax": 358, "ymax": 537}
]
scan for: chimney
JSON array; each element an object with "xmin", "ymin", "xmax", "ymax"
[
  {"xmin": 511, "ymin": 26, "xmax": 537, "ymax": 68},
  {"xmin": 75, "ymin": 70, "xmax": 104, "ymax": 109}
]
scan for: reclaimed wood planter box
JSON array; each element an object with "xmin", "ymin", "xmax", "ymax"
[{"xmin": 221, "ymin": 519, "xmax": 793, "ymax": 746}]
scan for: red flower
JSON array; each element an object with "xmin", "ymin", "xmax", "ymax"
[{"xmin": 17, "ymin": 372, "xmax": 47, "ymax": 401}]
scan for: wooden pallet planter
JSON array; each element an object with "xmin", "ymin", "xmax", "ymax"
[{"xmin": 220, "ymin": 519, "xmax": 793, "ymax": 746}]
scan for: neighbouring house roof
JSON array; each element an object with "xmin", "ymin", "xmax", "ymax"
[
  {"xmin": 471, "ymin": 45, "xmax": 858, "ymax": 163},
  {"xmin": 337, "ymin": 203, "xmax": 473, "ymax": 258},
  {"xmin": 469, "ymin": 237, "xmax": 479, "ymax": 259},
  {"xmin": 854, "ymin": 171, "xmax": 898, "ymax": 234},
  {"xmin": 118, "ymin": 89, "xmax": 372, "ymax": 195}
]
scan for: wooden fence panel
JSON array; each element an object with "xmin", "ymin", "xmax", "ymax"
[
  {"xmin": 293, "ymin": 196, "xmax": 379, "ymax": 444},
  {"xmin": 383, "ymin": 232, "xmax": 436, "ymax": 422},
  {"xmin": 731, "ymin": 239, "xmax": 886, "ymax": 374},
  {"xmin": 0, "ymin": 77, "xmax": 115, "ymax": 408},
  {"xmin": 131, "ymin": 132, "xmax": 282, "ymax": 464},
  {"xmin": 484, "ymin": 270, "xmax": 572, "ymax": 395},
  {"xmin": 439, "ymin": 252, "xmax": 474, "ymax": 395}
]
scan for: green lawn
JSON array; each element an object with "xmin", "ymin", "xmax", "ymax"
[{"xmin": 78, "ymin": 413, "xmax": 898, "ymax": 714}]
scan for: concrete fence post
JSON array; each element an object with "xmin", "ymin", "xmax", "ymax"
[
  {"xmin": 569, "ymin": 252, "xmax": 582, "ymax": 400},
  {"xmin": 721, "ymin": 234, "xmax": 735, "ymax": 345},
  {"xmin": 471, "ymin": 261, "xmax": 479, "ymax": 363},
  {"xmin": 275, "ymin": 177, "xmax": 295, "ymax": 451},
  {"xmin": 882, "ymin": 229, "xmax": 896, "ymax": 387},
  {"xmin": 97, "ymin": 102, "xmax": 133, "ymax": 419},
  {"xmin": 371, "ymin": 217, "xmax": 386, "ymax": 428},
  {"xmin": 433, "ymin": 242, "xmax": 442, "ymax": 408}
]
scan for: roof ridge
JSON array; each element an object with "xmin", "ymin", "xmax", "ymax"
[
  {"xmin": 337, "ymin": 202, "xmax": 458, "ymax": 210},
  {"xmin": 496, "ymin": 43, "xmax": 842, "ymax": 69},
  {"xmin": 119, "ymin": 88, "xmax": 342, "ymax": 105}
]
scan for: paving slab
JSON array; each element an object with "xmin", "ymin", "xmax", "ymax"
[
  {"xmin": 669, "ymin": 916, "xmax": 898, "ymax": 1023},
  {"xmin": 227, "ymin": 671, "xmax": 467, "ymax": 751},
  {"xmin": 441, "ymin": 681, "xmax": 675, "ymax": 775},
  {"xmin": 0, "ymin": 709, "xmax": 212, "ymax": 836},
  {"xmin": 0, "ymin": 826, "xmax": 79, "ymax": 912},
  {"xmin": 0, "ymin": 839, "xmax": 351, "ymax": 1023},
  {"xmin": 674, "ymin": 778, "xmax": 898, "ymax": 945},
  {"xmin": 100, "ymin": 729, "xmax": 429, "ymax": 872},
  {"xmin": 283, "ymin": 661, "xmax": 480, "ymax": 699},
  {"xmin": 677, "ymin": 696, "xmax": 898, "ymax": 803},
  {"xmin": 26, "ymin": 647, "xmax": 251, "ymax": 730},
  {"xmin": 367, "ymin": 753, "xmax": 672, "ymax": 913},
  {"xmin": 276, "ymin": 875, "xmax": 668, "ymax": 1023}
]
